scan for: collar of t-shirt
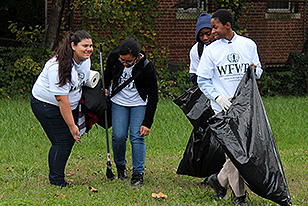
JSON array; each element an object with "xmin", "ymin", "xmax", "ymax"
[
  {"xmin": 72, "ymin": 58, "xmax": 86, "ymax": 68},
  {"xmin": 221, "ymin": 31, "xmax": 238, "ymax": 44}
]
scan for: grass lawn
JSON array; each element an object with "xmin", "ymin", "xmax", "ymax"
[{"xmin": 0, "ymin": 96, "xmax": 307, "ymax": 205}]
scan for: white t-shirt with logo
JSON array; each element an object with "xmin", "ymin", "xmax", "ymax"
[
  {"xmin": 197, "ymin": 32, "xmax": 262, "ymax": 112},
  {"xmin": 111, "ymin": 55, "xmax": 147, "ymax": 107},
  {"xmin": 32, "ymin": 57, "xmax": 91, "ymax": 110}
]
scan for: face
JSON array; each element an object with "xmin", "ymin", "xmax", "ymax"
[
  {"xmin": 198, "ymin": 28, "xmax": 214, "ymax": 45},
  {"xmin": 119, "ymin": 54, "xmax": 139, "ymax": 67},
  {"xmin": 210, "ymin": 18, "xmax": 229, "ymax": 40},
  {"xmin": 71, "ymin": 38, "xmax": 93, "ymax": 64}
]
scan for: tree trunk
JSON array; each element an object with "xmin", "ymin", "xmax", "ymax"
[{"xmin": 45, "ymin": 0, "xmax": 66, "ymax": 51}]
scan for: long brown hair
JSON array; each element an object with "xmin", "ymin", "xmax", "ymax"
[{"xmin": 54, "ymin": 30, "xmax": 92, "ymax": 87}]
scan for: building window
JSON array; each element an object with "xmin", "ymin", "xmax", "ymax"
[
  {"xmin": 267, "ymin": 1, "xmax": 298, "ymax": 13},
  {"xmin": 176, "ymin": 0, "xmax": 208, "ymax": 20},
  {"xmin": 266, "ymin": 1, "xmax": 300, "ymax": 19}
]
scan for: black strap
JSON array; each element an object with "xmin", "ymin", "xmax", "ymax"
[
  {"xmin": 110, "ymin": 58, "xmax": 149, "ymax": 98},
  {"xmin": 197, "ymin": 42, "xmax": 204, "ymax": 59}
]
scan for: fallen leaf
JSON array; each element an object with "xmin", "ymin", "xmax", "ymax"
[
  {"xmin": 60, "ymin": 193, "xmax": 67, "ymax": 199},
  {"xmin": 152, "ymin": 192, "xmax": 168, "ymax": 199},
  {"xmin": 89, "ymin": 186, "xmax": 98, "ymax": 193}
]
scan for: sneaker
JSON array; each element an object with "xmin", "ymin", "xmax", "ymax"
[
  {"xmin": 116, "ymin": 165, "xmax": 128, "ymax": 180},
  {"xmin": 130, "ymin": 173, "xmax": 144, "ymax": 186},
  {"xmin": 51, "ymin": 181, "xmax": 71, "ymax": 188},
  {"xmin": 208, "ymin": 173, "xmax": 228, "ymax": 200},
  {"xmin": 198, "ymin": 176, "xmax": 209, "ymax": 185},
  {"xmin": 233, "ymin": 195, "xmax": 249, "ymax": 206}
]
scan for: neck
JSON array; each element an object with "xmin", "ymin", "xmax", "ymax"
[{"xmin": 225, "ymin": 31, "xmax": 234, "ymax": 41}]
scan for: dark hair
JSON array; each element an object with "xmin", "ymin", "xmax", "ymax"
[
  {"xmin": 117, "ymin": 37, "xmax": 141, "ymax": 57},
  {"xmin": 54, "ymin": 30, "xmax": 92, "ymax": 87},
  {"xmin": 212, "ymin": 9, "xmax": 234, "ymax": 28}
]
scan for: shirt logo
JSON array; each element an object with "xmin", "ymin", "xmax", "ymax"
[{"xmin": 227, "ymin": 53, "xmax": 240, "ymax": 63}]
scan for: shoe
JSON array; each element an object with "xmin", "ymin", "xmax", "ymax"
[
  {"xmin": 116, "ymin": 165, "xmax": 128, "ymax": 180},
  {"xmin": 208, "ymin": 173, "xmax": 228, "ymax": 200},
  {"xmin": 233, "ymin": 195, "xmax": 249, "ymax": 206},
  {"xmin": 51, "ymin": 181, "xmax": 71, "ymax": 188},
  {"xmin": 130, "ymin": 173, "xmax": 144, "ymax": 186},
  {"xmin": 198, "ymin": 176, "xmax": 209, "ymax": 185}
]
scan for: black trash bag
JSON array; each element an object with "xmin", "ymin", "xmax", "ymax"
[
  {"xmin": 174, "ymin": 85, "xmax": 225, "ymax": 177},
  {"xmin": 208, "ymin": 67, "xmax": 292, "ymax": 206}
]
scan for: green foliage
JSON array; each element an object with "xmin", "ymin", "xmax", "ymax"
[
  {"xmin": 72, "ymin": 0, "xmax": 164, "ymax": 68},
  {"xmin": 214, "ymin": 0, "xmax": 253, "ymax": 36},
  {"xmin": 8, "ymin": 22, "xmax": 45, "ymax": 46},
  {"xmin": 0, "ymin": 23, "xmax": 51, "ymax": 98},
  {"xmin": 258, "ymin": 52, "xmax": 308, "ymax": 96},
  {"xmin": 0, "ymin": 57, "xmax": 42, "ymax": 97},
  {"xmin": 157, "ymin": 64, "xmax": 193, "ymax": 99}
]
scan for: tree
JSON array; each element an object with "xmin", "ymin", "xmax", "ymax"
[{"xmin": 45, "ymin": 0, "xmax": 66, "ymax": 50}]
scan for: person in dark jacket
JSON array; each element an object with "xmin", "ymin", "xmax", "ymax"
[{"xmin": 104, "ymin": 37, "xmax": 158, "ymax": 186}]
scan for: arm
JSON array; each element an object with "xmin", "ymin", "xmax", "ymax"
[
  {"xmin": 189, "ymin": 44, "xmax": 199, "ymax": 85},
  {"xmin": 197, "ymin": 76, "xmax": 219, "ymax": 101},
  {"xmin": 55, "ymin": 95, "xmax": 80, "ymax": 143},
  {"xmin": 141, "ymin": 63, "xmax": 158, "ymax": 136}
]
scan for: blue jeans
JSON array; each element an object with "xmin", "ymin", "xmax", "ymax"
[
  {"xmin": 30, "ymin": 95, "xmax": 77, "ymax": 185},
  {"xmin": 111, "ymin": 102, "xmax": 146, "ymax": 174}
]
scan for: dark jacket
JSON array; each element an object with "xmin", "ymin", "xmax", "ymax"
[{"xmin": 104, "ymin": 49, "xmax": 158, "ymax": 129}]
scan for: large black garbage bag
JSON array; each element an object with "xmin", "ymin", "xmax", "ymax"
[
  {"xmin": 208, "ymin": 67, "xmax": 292, "ymax": 206},
  {"xmin": 174, "ymin": 85, "xmax": 225, "ymax": 177}
]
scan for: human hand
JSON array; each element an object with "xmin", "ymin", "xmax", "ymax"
[
  {"xmin": 70, "ymin": 125, "xmax": 81, "ymax": 143},
  {"xmin": 140, "ymin": 126, "xmax": 150, "ymax": 136},
  {"xmin": 215, "ymin": 96, "xmax": 232, "ymax": 111}
]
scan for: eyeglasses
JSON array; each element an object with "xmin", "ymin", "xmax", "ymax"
[{"xmin": 119, "ymin": 56, "xmax": 137, "ymax": 66}]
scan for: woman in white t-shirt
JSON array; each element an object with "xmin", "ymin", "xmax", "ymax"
[
  {"xmin": 104, "ymin": 37, "xmax": 158, "ymax": 186},
  {"xmin": 30, "ymin": 30, "xmax": 93, "ymax": 187}
]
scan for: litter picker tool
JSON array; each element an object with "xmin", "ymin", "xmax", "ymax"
[{"xmin": 99, "ymin": 43, "xmax": 115, "ymax": 180}]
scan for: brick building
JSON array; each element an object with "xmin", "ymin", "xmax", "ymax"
[{"xmin": 46, "ymin": 0, "xmax": 307, "ymax": 70}]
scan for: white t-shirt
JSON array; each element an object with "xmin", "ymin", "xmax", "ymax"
[
  {"xmin": 111, "ymin": 55, "xmax": 147, "ymax": 107},
  {"xmin": 189, "ymin": 42, "xmax": 207, "ymax": 74},
  {"xmin": 197, "ymin": 32, "xmax": 262, "ymax": 112},
  {"xmin": 32, "ymin": 57, "xmax": 91, "ymax": 110}
]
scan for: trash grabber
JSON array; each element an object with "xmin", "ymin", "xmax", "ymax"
[{"xmin": 99, "ymin": 43, "xmax": 115, "ymax": 180}]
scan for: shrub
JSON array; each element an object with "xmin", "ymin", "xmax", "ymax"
[
  {"xmin": 258, "ymin": 51, "xmax": 308, "ymax": 96},
  {"xmin": 0, "ymin": 57, "xmax": 42, "ymax": 97}
]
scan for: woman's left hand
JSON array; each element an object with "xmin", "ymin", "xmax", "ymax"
[{"xmin": 140, "ymin": 126, "xmax": 150, "ymax": 136}]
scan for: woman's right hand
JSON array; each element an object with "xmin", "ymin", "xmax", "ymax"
[
  {"xmin": 105, "ymin": 89, "xmax": 108, "ymax": 97},
  {"xmin": 70, "ymin": 124, "xmax": 81, "ymax": 143}
]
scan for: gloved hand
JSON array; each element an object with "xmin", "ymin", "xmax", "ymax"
[{"xmin": 215, "ymin": 96, "xmax": 232, "ymax": 111}]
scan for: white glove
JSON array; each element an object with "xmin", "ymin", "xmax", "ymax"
[{"xmin": 215, "ymin": 96, "xmax": 232, "ymax": 111}]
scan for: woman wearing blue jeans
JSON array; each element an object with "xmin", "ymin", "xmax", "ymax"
[
  {"xmin": 30, "ymin": 30, "xmax": 93, "ymax": 187},
  {"xmin": 104, "ymin": 37, "xmax": 158, "ymax": 186}
]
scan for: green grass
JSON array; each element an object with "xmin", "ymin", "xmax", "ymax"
[{"xmin": 0, "ymin": 96, "xmax": 307, "ymax": 205}]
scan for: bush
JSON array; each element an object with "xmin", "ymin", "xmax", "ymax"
[
  {"xmin": 157, "ymin": 63, "xmax": 193, "ymax": 99},
  {"xmin": 0, "ymin": 57, "xmax": 42, "ymax": 97},
  {"xmin": 0, "ymin": 23, "xmax": 50, "ymax": 98},
  {"xmin": 258, "ymin": 51, "xmax": 308, "ymax": 96}
]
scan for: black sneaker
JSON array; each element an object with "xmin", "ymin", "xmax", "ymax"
[
  {"xmin": 233, "ymin": 195, "xmax": 249, "ymax": 206},
  {"xmin": 208, "ymin": 173, "xmax": 228, "ymax": 200},
  {"xmin": 130, "ymin": 173, "xmax": 144, "ymax": 186},
  {"xmin": 198, "ymin": 176, "xmax": 209, "ymax": 185},
  {"xmin": 51, "ymin": 181, "xmax": 71, "ymax": 188},
  {"xmin": 116, "ymin": 165, "xmax": 128, "ymax": 180}
]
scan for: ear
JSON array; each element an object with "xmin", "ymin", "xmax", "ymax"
[
  {"xmin": 225, "ymin": 22, "xmax": 232, "ymax": 29},
  {"xmin": 71, "ymin": 42, "xmax": 76, "ymax": 51}
]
